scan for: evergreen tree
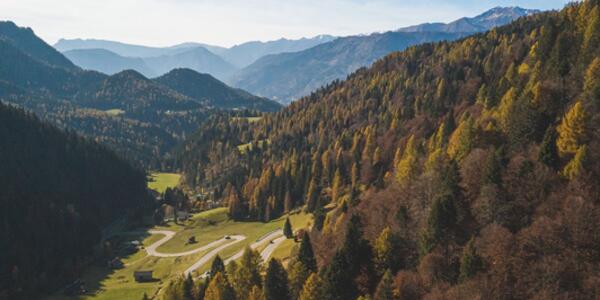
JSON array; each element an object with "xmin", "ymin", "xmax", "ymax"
[
  {"xmin": 299, "ymin": 273, "xmax": 326, "ymax": 300},
  {"xmin": 373, "ymin": 227, "xmax": 400, "ymax": 275},
  {"xmin": 332, "ymin": 169, "xmax": 343, "ymax": 203},
  {"xmin": 539, "ymin": 126, "xmax": 560, "ymax": 168},
  {"xmin": 298, "ymin": 234, "xmax": 317, "ymax": 272},
  {"xmin": 283, "ymin": 217, "xmax": 293, "ymax": 239},
  {"xmin": 247, "ymin": 285, "xmax": 265, "ymax": 300},
  {"xmin": 184, "ymin": 273, "xmax": 194, "ymax": 300},
  {"xmin": 288, "ymin": 259, "xmax": 310, "ymax": 299},
  {"xmin": 447, "ymin": 115, "xmax": 476, "ymax": 162},
  {"xmin": 373, "ymin": 270, "xmax": 394, "ymax": 300},
  {"xmin": 264, "ymin": 259, "xmax": 290, "ymax": 300},
  {"xmin": 396, "ymin": 135, "xmax": 419, "ymax": 185},
  {"xmin": 562, "ymin": 145, "xmax": 588, "ymax": 180},
  {"xmin": 459, "ymin": 238, "xmax": 483, "ymax": 282},
  {"xmin": 210, "ymin": 255, "xmax": 225, "ymax": 278},
  {"xmin": 557, "ymin": 101, "xmax": 588, "ymax": 156},
  {"xmin": 142, "ymin": 293, "xmax": 149, "ymax": 300},
  {"xmin": 584, "ymin": 58, "xmax": 600, "ymax": 107},
  {"xmin": 305, "ymin": 178, "xmax": 319, "ymax": 212},
  {"xmin": 483, "ymin": 148, "xmax": 502, "ymax": 186},
  {"xmin": 204, "ymin": 272, "xmax": 235, "ymax": 300},
  {"xmin": 420, "ymin": 194, "xmax": 457, "ymax": 255}
]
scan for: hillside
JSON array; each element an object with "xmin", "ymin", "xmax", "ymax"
[
  {"xmin": 155, "ymin": 68, "xmax": 281, "ymax": 112},
  {"xmin": 0, "ymin": 103, "xmax": 150, "ymax": 299},
  {"xmin": 177, "ymin": 1, "xmax": 600, "ymax": 298},
  {"xmin": 0, "ymin": 21, "xmax": 77, "ymax": 70},
  {"xmin": 229, "ymin": 31, "xmax": 466, "ymax": 104},
  {"xmin": 0, "ymin": 23, "xmax": 278, "ymax": 169},
  {"xmin": 54, "ymin": 38, "xmax": 205, "ymax": 57},
  {"xmin": 229, "ymin": 7, "xmax": 541, "ymax": 104},
  {"xmin": 63, "ymin": 48, "xmax": 157, "ymax": 77}
]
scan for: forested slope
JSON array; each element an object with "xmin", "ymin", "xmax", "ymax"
[
  {"xmin": 178, "ymin": 1, "xmax": 600, "ymax": 298},
  {"xmin": 0, "ymin": 103, "xmax": 151, "ymax": 299}
]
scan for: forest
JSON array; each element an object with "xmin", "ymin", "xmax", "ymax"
[
  {"xmin": 174, "ymin": 1, "xmax": 600, "ymax": 298},
  {"xmin": 0, "ymin": 103, "xmax": 152, "ymax": 298}
]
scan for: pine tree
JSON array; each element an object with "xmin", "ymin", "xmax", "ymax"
[
  {"xmin": 298, "ymin": 234, "xmax": 317, "ymax": 272},
  {"xmin": 584, "ymin": 58, "xmax": 600, "ymax": 106},
  {"xmin": 142, "ymin": 293, "xmax": 149, "ymax": 300},
  {"xmin": 283, "ymin": 217, "xmax": 293, "ymax": 238},
  {"xmin": 210, "ymin": 255, "xmax": 225, "ymax": 278},
  {"xmin": 247, "ymin": 285, "xmax": 264, "ymax": 300},
  {"xmin": 204, "ymin": 272, "xmax": 235, "ymax": 300},
  {"xmin": 332, "ymin": 169, "xmax": 343, "ymax": 203},
  {"xmin": 539, "ymin": 126, "xmax": 560, "ymax": 168},
  {"xmin": 373, "ymin": 227, "xmax": 399, "ymax": 275},
  {"xmin": 562, "ymin": 145, "xmax": 588, "ymax": 180},
  {"xmin": 231, "ymin": 247, "xmax": 263, "ymax": 298},
  {"xmin": 373, "ymin": 270, "xmax": 394, "ymax": 300},
  {"xmin": 305, "ymin": 178, "xmax": 319, "ymax": 212},
  {"xmin": 557, "ymin": 101, "xmax": 588, "ymax": 156},
  {"xmin": 299, "ymin": 273, "xmax": 326, "ymax": 300},
  {"xmin": 483, "ymin": 148, "xmax": 502, "ymax": 186},
  {"xmin": 184, "ymin": 273, "xmax": 194, "ymax": 300},
  {"xmin": 264, "ymin": 259, "xmax": 289, "ymax": 300},
  {"xmin": 583, "ymin": 6, "xmax": 600, "ymax": 61},
  {"xmin": 396, "ymin": 135, "xmax": 419, "ymax": 185},
  {"xmin": 420, "ymin": 194, "xmax": 457, "ymax": 255},
  {"xmin": 459, "ymin": 238, "xmax": 483, "ymax": 282},
  {"xmin": 288, "ymin": 259, "xmax": 310, "ymax": 299},
  {"xmin": 447, "ymin": 114, "xmax": 476, "ymax": 162}
]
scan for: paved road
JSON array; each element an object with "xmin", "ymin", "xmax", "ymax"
[
  {"xmin": 146, "ymin": 230, "xmax": 229, "ymax": 257},
  {"xmin": 142, "ymin": 228, "xmax": 286, "ymax": 278}
]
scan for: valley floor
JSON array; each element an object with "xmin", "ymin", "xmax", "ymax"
[{"xmin": 47, "ymin": 208, "xmax": 312, "ymax": 300}]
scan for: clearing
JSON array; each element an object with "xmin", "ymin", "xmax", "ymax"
[{"xmin": 147, "ymin": 172, "xmax": 181, "ymax": 194}]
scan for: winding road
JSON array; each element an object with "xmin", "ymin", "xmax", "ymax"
[{"xmin": 141, "ymin": 228, "xmax": 286, "ymax": 277}]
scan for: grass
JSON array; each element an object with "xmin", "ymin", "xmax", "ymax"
[
  {"xmin": 48, "ymin": 208, "xmax": 312, "ymax": 300},
  {"xmin": 104, "ymin": 109, "xmax": 125, "ymax": 116},
  {"xmin": 232, "ymin": 116, "xmax": 262, "ymax": 123},
  {"xmin": 147, "ymin": 173, "xmax": 181, "ymax": 194}
]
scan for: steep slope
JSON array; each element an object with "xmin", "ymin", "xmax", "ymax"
[
  {"xmin": 217, "ymin": 35, "xmax": 337, "ymax": 68},
  {"xmin": 143, "ymin": 47, "xmax": 238, "ymax": 80},
  {"xmin": 155, "ymin": 68, "xmax": 281, "ymax": 112},
  {"xmin": 398, "ymin": 6, "xmax": 540, "ymax": 33},
  {"xmin": 0, "ymin": 21, "xmax": 77, "ymax": 70},
  {"xmin": 0, "ymin": 103, "xmax": 150, "ymax": 298},
  {"xmin": 63, "ymin": 48, "xmax": 156, "ymax": 77},
  {"xmin": 178, "ymin": 1, "xmax": 600, "ymax": 298},
  {"xmin": 229, "ymin": 31, "xmax": 466, "ymax": 104}
]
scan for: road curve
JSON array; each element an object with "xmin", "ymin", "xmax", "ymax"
[
  {"xmin": 146, "ymin": 230, "xmax": 228, "ymax": 257},
  {"xmin": 184, "ymin": 235, "xmax": 246, "ymax": 276},
  {"xmin": 224, "ymin": 229, "xmax": 284, "ymax": 264},
  {"xmin": 260, "ymin": 235, "xmax": 287, "ymax": 262}
]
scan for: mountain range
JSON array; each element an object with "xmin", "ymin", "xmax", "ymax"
[
  {"xmin": 53, "ymin": 7, "xmax": 539, "ymax": 105},
  {"xmin": 0, "ymin": 21, "xmax": 280, "ymax": 168}
]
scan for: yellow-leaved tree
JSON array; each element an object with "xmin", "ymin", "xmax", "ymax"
[
  {"xmin": 396, "ymin": 135, "xmax": 419, "ymax": 185},
  {"xmin": 556, "ymin": 101, "xmax": 588, "ymax": 156},
  {"xmin": 447, "ymin": 115, "xmax": 476, "ymax": 162}
]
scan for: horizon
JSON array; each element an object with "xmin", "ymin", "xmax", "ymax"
[{"xmin": 1, "ymin": 0, "xmax": 571, "ymax": 48}]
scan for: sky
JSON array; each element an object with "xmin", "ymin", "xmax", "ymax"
[{"xmin": 0, "ymin": 0, "xmax": 572, "ymax": 48}]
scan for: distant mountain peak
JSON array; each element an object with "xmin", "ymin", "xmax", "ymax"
[{"xmin": 398, "ymin": 6, "xmax": 541, "ymax": 33}]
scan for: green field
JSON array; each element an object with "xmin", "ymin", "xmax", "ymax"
[
  {"xmin": 147, "ymin": 173, "xmax": 181, "ymax": 194},
  {"xmin": 104, "ymin": 109, "xmax": 125, "ymax": 116},
  {"xmin": 231, "ymin": 116, "xmax": 262, "ymax": 123},
  {"xmin": 48, "ymin": 208, "xmax": 312, "ymax": 300}
]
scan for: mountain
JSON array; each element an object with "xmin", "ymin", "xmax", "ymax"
[
  {"xmin": 216, "ymin": 35, "xmax": 337, "ymax": 68},
  {"xmin": 0, "ymin": 22, "xmax": 278, "ymax": 168},
  {"xmin": 63, "ymin": 48, "xmax": 156, "ymax": 77},
  {"xmin": 229, "ymin": 31, "xmax": 467, "ymax": 104},
  {"xmin": 54, "ymin": 38, "xmax": 206, "ymax": 57},
  {"xmin": 0, "ymin": 103, "xmax": 150, "ymax": 298},
  {"xmin": 143, "ymin": 47, "xmax": 238, "ymax": 80},
  {"xmin": 155, "ymin": 68, "xmax": 281, "ymax": 112},
  {"xmin": 0, "ymin": 21, "xmax": 77, "ymax": 70},
  {"xmin": 177, "ymin": 1, "xmax": 600, "ymax": 299},
  {"xmin": 398, "ymin": 6, "xmax": 540, "ymax": 33},
  {"xmin": 229, "ymin": 7, "xmax": 542, "ymax": 105}
]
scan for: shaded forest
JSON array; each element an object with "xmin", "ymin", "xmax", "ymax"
[{"xmin": 0, "ymin": 103, "xmax": 151, "ymax": 298}]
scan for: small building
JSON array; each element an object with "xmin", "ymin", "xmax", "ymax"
[{"xmin": 134, "ymin": 270, "xmax": 154, "ymax": 282}]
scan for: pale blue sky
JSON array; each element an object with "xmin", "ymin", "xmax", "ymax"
[{"xmin": 0, "ymin": 0, "xmax": 572, "ymax": 47}]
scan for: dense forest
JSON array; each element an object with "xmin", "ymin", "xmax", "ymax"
[
  {"xmin": 0, "ymin": 103, "xmax": 151, "ymax": 299},
  {"xmin": 0, "ymin": 21, "xmax": 280, "ymax": 169},
  {"xmin": 176, "ymin": 1, "xmax": 600, "ymax": 298}
]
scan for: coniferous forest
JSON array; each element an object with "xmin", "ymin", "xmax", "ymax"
[
  {"xmin": 2, "ymin": 0, "xmax": 600, "ymax": 299},
  {"xmin": 0, "ymin": 103, "xmax": 151, "ymax": 298},
  {"xmin": 174, "ymin": 1, "xmax": 600, "ymax": 299}
]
